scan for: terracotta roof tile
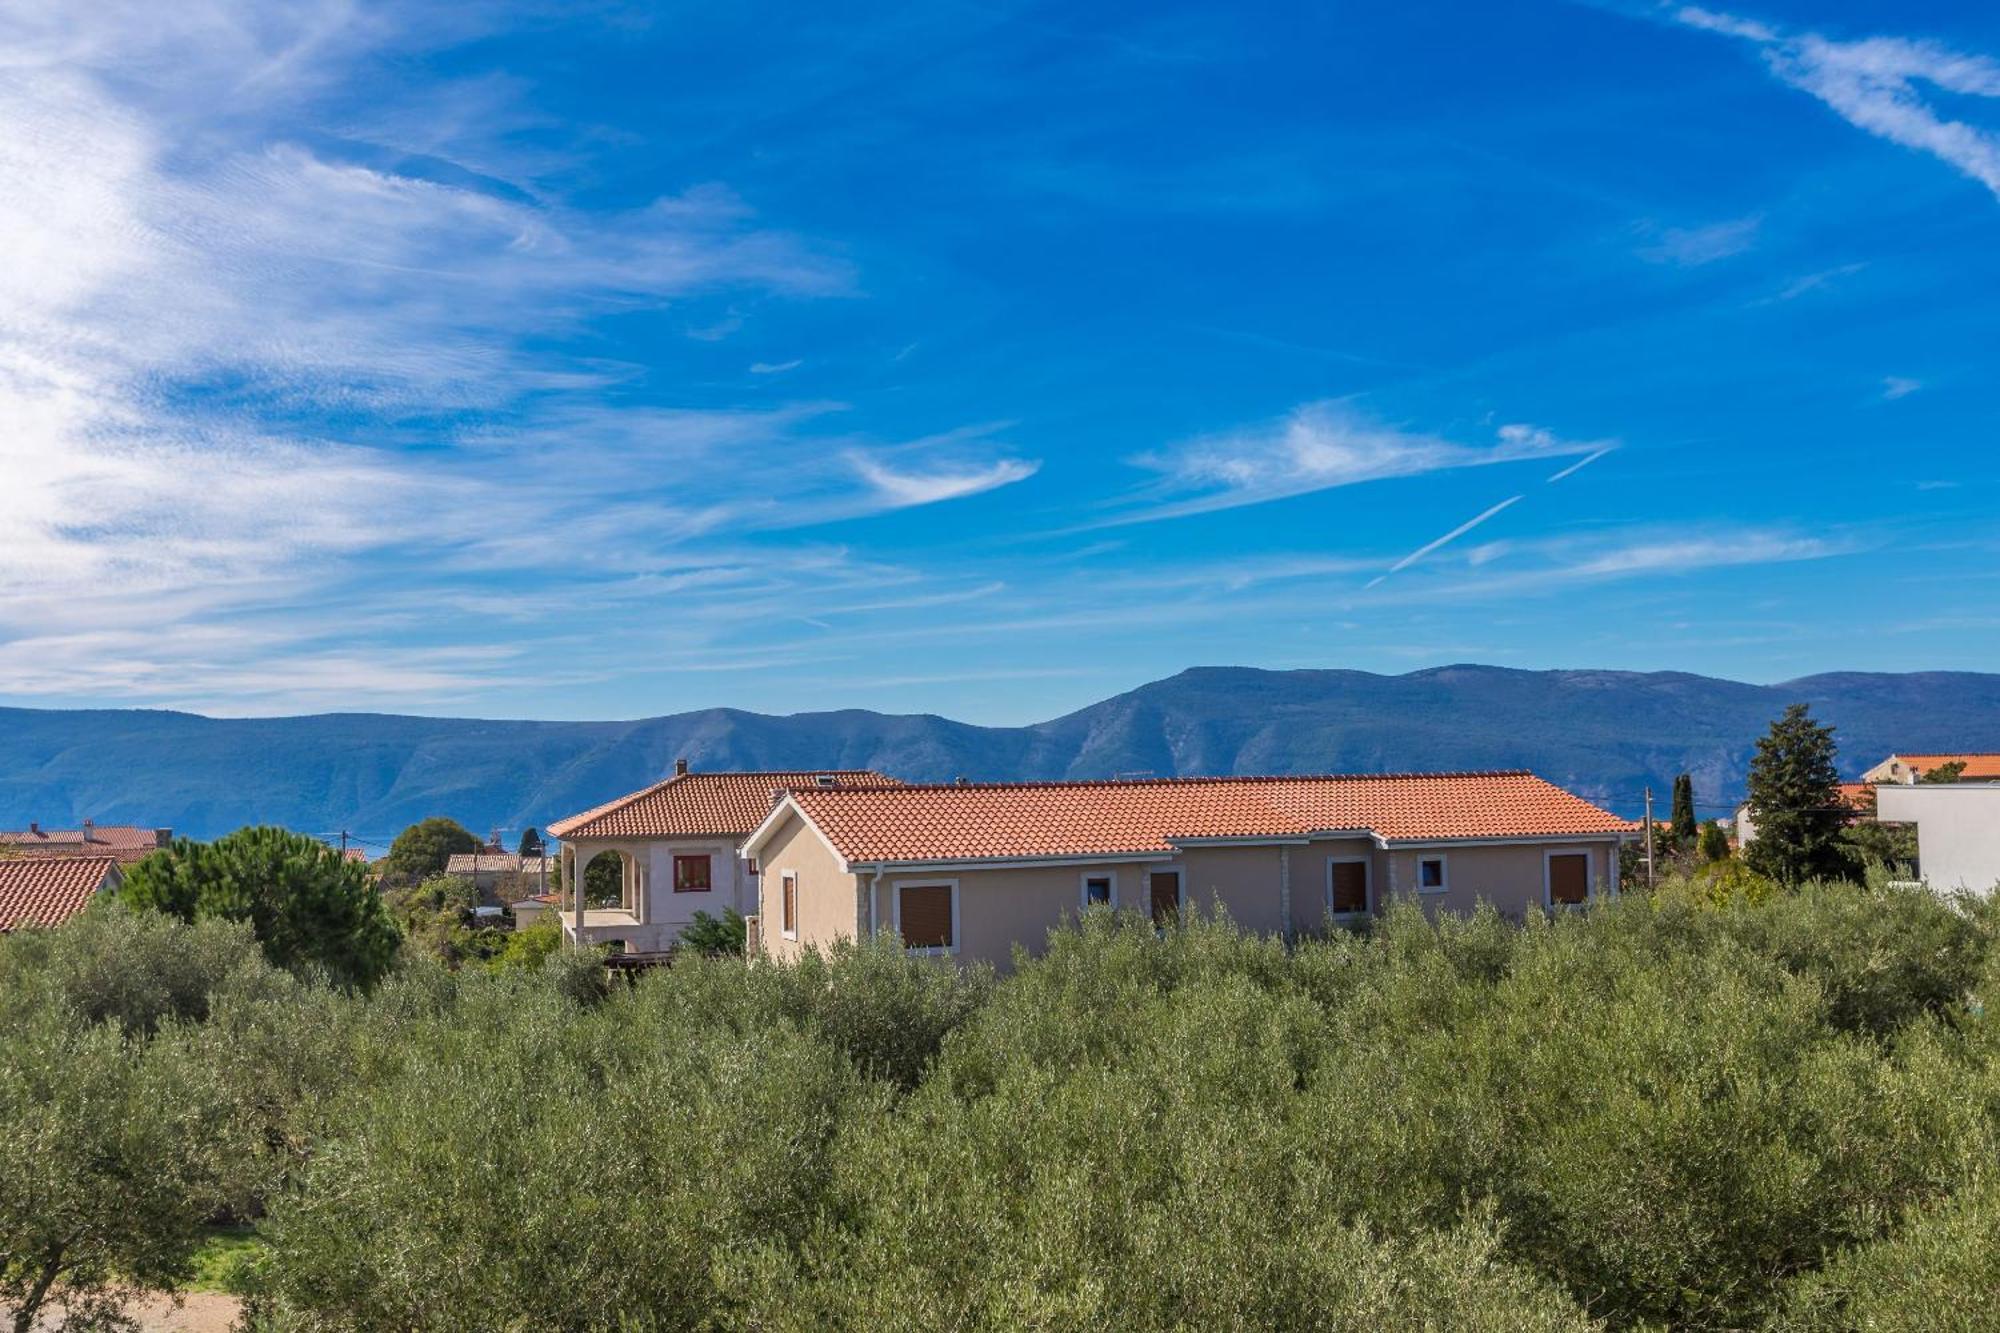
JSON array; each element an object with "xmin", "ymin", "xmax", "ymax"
[
  {"xmin": 0, "ymin": 826, "xmax": 170, "ymax": 864},
  {"xmin": 0, "ymin": 856, "xmax": 122, "ymax": 931},
  {"xmin": 783, "ymin": 771, "xmax": 1634, "ymax": 865},
  {"xmin": 549, "ymin": 769, "xmax": 899, "ymax": 841},
  {"xmin": 1885, "ymin": 754, "xmax": 2000, "ymax": 780}
]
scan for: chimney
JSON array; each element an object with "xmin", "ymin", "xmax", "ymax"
[
  {"xmin": 82, "ymin": 818, "xmax": 94, "ymax": 843},
  {"xmin": 675, "ymin": 757, "xmax": 689, "ymax": 776},
  {"xmin": 155, "ymin": 828, "xmax": 173, "ymax": 847},
  {"xmin": 28, "ymin": 821, "xmax": 38, "ymax": 836}
]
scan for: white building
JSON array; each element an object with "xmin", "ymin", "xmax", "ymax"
[
  {"xmin": 541, "ymin": 762, "xmax": 897, "ymax": 953},
  {"xmin": 1874, "ymin": 783, "xmax": 2000, "ymax": 895}
]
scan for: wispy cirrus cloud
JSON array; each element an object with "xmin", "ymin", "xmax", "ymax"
[
  {"xmin": 1635, "ymin": 213, "xmax": 1761, "ymax": 266},
  {"xmin": 0, "ymin": 0, "xmax": 1040, "ymax": 712},
  {"xmin": 848, "ymin": 452, "xmax": 1040, "ymax": 508},
  {"xmin": 1364, "ymin": 526, "xmax": 1851, "ymax": 605},
  {"xmin": 1677, "ymin": 7, "xmax": 2000, "ymax": 199},
  {"xmin": 1116, "ymin": 403, "xmax": 1611, "ymax": 524}
]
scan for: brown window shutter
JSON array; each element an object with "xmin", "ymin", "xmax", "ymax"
[
  {"xmin": 1330, "ymin": 861, "xmax": 1368, "ymax": 914},
  {"xmin": 899, "ymin": 884, "xmax": 953, "ymax": 949},
  {"xmin": 1550, "ymin": 853, "xmax": 1589, "ymax": 904},
  {"xmin": 782, "ymin": 874, "xmax": 797, "ymax": 932}
]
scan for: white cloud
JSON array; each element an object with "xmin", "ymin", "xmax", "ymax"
[
  {"xmin": 1677, "ymin": 8, "xmax": 2000, "ymax": 199},
  {"xmin": 1881, "ymin": 375, "xmax": 1923, "ymax": 400},
  {"xmin": 0, "ymin": 0, "xmax": 1042, "ymax": 710},
  {"xmin": 1119, "ymin": 403, "xmax": 1610, "ymax": 523},
  {"xmin": 1636, "ymin": 214, "xmax": 1761, "ymax": 266},
  {"xmin": 847, "ymin": 453, "xmax": 1040, "ymax": 508},
  {"xmin": 750, "ymin": 359, "xmax": 803, "ymax": 374},
  {"xmin": 1369, "ymin": 527, "xmax": 1848, "ymax": 605}
]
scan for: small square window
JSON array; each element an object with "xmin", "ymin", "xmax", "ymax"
[
  {"xmin": 1083, "ymin": 875, "xmax": 1113, "ymax": 908},
  {"xmin": 899, "ymin": 883, "xmax": 954, "ymax": 951},
  {"xmin": 673, "ymin": 854, "xmax": 712, "ymax": 892},
  {"xmin": 1418, "ymin": 857, "xmax": 1447, "ymax": 892}
]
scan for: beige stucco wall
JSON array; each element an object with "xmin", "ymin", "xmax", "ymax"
[
  {"xmin": 765, "ymin": 817, "xmax": 1623, "ymax": 971},
  {"xmin": 756, "ymin": 810, "xmax": 861, "ymax": 962},
  {"xmin": 879, "ymin": 858, "xmax": 1160, "ymax": 965}
]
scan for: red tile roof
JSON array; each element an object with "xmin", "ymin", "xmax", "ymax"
[
  {"xmin": 778, "ymin": 771, "xmax": 1635, "ymax": 865},
  {"xmin": 549, "ymin": 770, "xmax": 899, "ymax": 840},
  {"xmin": 0, "ymin": 856, "xmax": 121, "ymax": 932},
  {"xmin": 0, "ymin": 826, "xmax": 169, "ymax": 864},
  {"xmin": 1884, "ymin": 754, "xmax": 2000, "ymax": 780}
]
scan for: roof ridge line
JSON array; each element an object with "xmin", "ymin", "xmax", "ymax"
[{"xmin": 786, "ymin": 769, "xmax": 1539, "ymax": 793}]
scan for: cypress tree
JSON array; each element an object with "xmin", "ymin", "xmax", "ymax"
[{"xmin": 1670, "ymin": 773, "xmax": 1698, "ymax": 851}]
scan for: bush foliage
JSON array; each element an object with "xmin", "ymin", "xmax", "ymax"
[{"xmin": 7, "ymin": 882, "xmax": 2000, "ymax": 1330}]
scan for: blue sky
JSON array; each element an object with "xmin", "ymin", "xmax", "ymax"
[{"xmin": 3, "ymin": 0, "xmax": 1997, "ymax": 723}]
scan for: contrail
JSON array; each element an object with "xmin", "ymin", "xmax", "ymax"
[{"xmin": 1365, "ymin": 495, "xmax": 1523, "ymax": 589}]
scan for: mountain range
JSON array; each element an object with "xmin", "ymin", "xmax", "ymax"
[{"xmin": 5, "ymin": 665, "xmax": 1999, "ymax": 844}]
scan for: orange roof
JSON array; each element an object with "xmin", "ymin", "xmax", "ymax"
[
  {"xmin": 0, "ymin": 825, "xmax": 169, "ymax": 864},
  {"xmin": 549, "ymin": 769, "xmax": 899, "ymax": 840},
  {"xmin": 1837, "ymin": 782, "xmax": 1876, "ymax": 810},
  {"xmin": 777, "ymin": 771, "xmax": 1634, "ymax": 865},
  {"xmin": 1886, "ymin": 754, "xmax": 2000, "ymax": 780},
  {"xmin": 0, "ymin": 856, "xmax": 121, "ymax": 932}
]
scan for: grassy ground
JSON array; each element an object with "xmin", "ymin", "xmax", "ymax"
[{"xmin": 186, "ymin": 1224, "xmax": 265, "ymax": 1294}]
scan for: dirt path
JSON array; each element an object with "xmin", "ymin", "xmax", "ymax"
[
  {"xmin": 127, "ymin": 1293, "xmax": 242, "ymax": 1332},
  {"xmin": 15, "ymin": 1288, "xmax": 242, "ymax": 1331}
]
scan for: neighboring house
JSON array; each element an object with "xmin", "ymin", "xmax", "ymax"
[
  {"xmin": 741, "ymin": 771, "xmax": 1637, "ymax": 971},
  {"xmin": 511, "ymin": 892, "xmax": 560, "ymax": 929},
  {"xmin": 1733, "ymin": 782, "xmax": 1873, "ymax": 846},
  {"xmin": 0, "ymin": 822, "xmax": 171, "ymax": 864},
  {"xmin": 1861, "ymin": 753, "xmax": 2000, "ymax": 785},
  {"xmin": 444, "ymin": 851, "xmax": 556, "ymax": 895},
  {"xmin": 0, "ymin": 856, "xmax": 123, "ymax": 932},
  {"xmin": 543, "ymin": 762, "xmax": 899, "ymax": 953},
  {"xmin": 1874, "ymin": 783, "xmax": 2000, "ymax": 894}
]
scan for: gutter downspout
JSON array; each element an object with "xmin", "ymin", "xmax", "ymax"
[{"xmin": 1278, "ymin": 846, "xmax": 1292, "ymax": 947}]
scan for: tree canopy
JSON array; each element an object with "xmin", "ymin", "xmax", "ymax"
[
  {"xmin": 381, "ymin": 816, "xmax": 481, "ymax": 882},
  {"xmin": 1744, "ymin": 703, "xmax": 1854, "ymax": 885},
  {"xmin": 120, "ymin": 826, "xmax": 400, "ymax": 988}
]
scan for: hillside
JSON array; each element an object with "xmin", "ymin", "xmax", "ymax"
[{"xmin": 4, "ymin": 665, "xmax": 1999, "ymax": 841}]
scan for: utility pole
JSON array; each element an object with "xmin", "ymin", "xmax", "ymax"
[
  {"xmin": 339, "ymin": 830, "xmax": 349, "ymax": 856},
  {"xmin": 1642, "ymin": 787, "xmax": 1655, "ymax": 891}
]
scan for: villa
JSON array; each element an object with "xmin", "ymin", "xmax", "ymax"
[
  {"xmin": 541, "ymin": 762, "xmax": 897, "ymax": 953},
  {"xmin": 740, "ymin": 770, "xmax": 1638, "ymax": 970}
]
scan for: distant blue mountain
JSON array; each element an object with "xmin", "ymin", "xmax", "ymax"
[{"xmin": 5, "ymin": 665, "xmax": 1999, "ymax": 843}]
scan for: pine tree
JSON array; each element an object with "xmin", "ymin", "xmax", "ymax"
[
  {"xmin": 517, "ymin": 827, "xmax": 544, "ymax": 858},
  {"xmin": 1743, "ymin": 703, "xmax": 1854, "ymax": 885},
  {"xmin": 1670, "ymin": 773, "xmax": 1698, "ymax": 852}
]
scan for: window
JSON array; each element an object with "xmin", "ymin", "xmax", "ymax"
[
  {"xmin": 1417, "ymin": 856, "xmax": 1448, "ymax": 893},
  {"xmin": 1328, "ymin": 858, "xmax": 1369, "ymax": 918},
  {"xmin": 1081, "ymin": 872, "xmax": 1115, "ymax": 910},
  {"xmin": 1149, "ymin": 869, "xmax": 1182, "ymax": 926},
  {"xmin": 897, "ymin": 882, "xmax": 956, "ymax": 953},
  {"xmin": 780, "ymin": 872, "xmax": 797, "ymax": 939},
  {"xmin": 673, "ymin": 853, "xmax": 712, "ymax": 893},
  {"xmin": 744, "ymin": 857, "xmax": 759, "ymax": 877},
  {"xmin": 1547, "ymin": 851, "xmax": 1590, "ymax": 907}
]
